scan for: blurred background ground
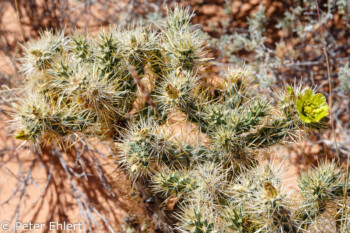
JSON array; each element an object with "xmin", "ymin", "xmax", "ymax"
[{"xmin": 0, "ymin": 0, "xmax": 350, "ymax": 232}]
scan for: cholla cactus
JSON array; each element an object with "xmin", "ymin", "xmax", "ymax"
[
  {"xmin": 151, "ymin": 169, "xmax": 198, "ymax": 197},
  {"xmin": 295, "ymin": 161, "xmax": 348, "ymax": 230},
  {"xmin": 12, "ymin": 5, "xmax": 348, "ymax": 233},
  {"xmin": 12, "ymin": 92, "xmax": 90, "ymax": 145},
  {"xmin": 228, "ymin": 165, "xmax": 295, "ymax": 232},
  {"xmin": 70, "ymin": 32, "xmax": 93, "ymax": 63},
  {"xmin": 176, "ymin": 204, "xmax": 218, "ymax": 233},
  {"xmin": 154, "ymin": 69, "xmax": 199, "ymax": 118},
  {"xmin": 20, "ymin": 30, "xmax": 67, "ymax": 76}
]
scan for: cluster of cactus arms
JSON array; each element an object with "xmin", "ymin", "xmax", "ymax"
[{"xmin": 13, "ymin": 6, "xmax": 350, "ymax": 233}]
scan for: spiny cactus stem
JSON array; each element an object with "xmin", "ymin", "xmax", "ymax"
[{"xmin": 126, "ymin": 62, "xmax": 158, "ymax": 114}]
